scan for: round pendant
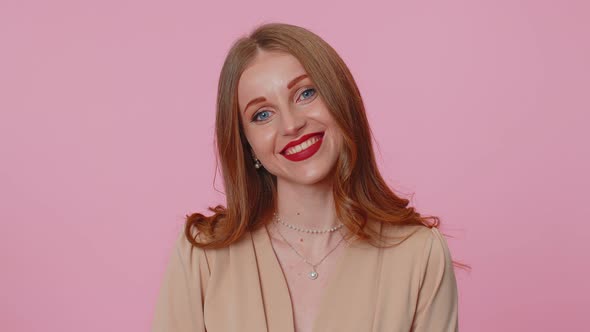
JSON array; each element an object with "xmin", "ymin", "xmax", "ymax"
[{"xmin": 309, "ymin": 271, "xmax": 318, "ymax": 280}]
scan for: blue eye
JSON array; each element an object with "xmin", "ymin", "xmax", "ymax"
[
  {"xmin": 252, "ymin": 110, "xmax": 271, "ymax": 122},
  {"xmin": 299, "ymin": 88, "xmax": 316, "ymax": 101},
  {"xmin": 250, "ymin": 88, "xmax": 317, "ymax": 123}
]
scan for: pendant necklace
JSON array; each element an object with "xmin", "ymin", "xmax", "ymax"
[{"xmin": 271, "ymin": 213, "xmax": 347, "ymax": 280}]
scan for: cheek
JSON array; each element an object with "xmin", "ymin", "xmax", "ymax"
[
  {"xmin": 314, "ymin": 102, "xmax": 338, "ymax": 125},
  {"xmin": 247, "ymin": 130, "xmax": 277, "ymax": 154},
  {"xmin": 327, "ymin": 122, "xmax": 345, "ymax": 149},
  {"xmin": 322, "ymin": 114, "xmax": 341, "ymax": 135}
]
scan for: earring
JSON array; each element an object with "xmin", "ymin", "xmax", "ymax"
[{"xmin": 254, "ymin": 158, "xmax": 262, "ymax": 169}]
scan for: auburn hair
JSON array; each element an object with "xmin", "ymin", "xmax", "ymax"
[{"xmin": 185, "ymin": 22, "xmax": 469, "ymax": 271}]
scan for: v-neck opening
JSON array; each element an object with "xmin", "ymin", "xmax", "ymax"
[{"xmin": 261, "ymin": 223, "xmax": 355, "ymax": 332}]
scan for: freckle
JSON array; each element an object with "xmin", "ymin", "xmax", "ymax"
[{"xmin": 300, "ymin": 238, "xmax": 304, "ymax": 242}]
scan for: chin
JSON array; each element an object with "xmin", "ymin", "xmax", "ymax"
[{"xmin": 287, "ymin": 167, "xmax": 335, "ymax": 186}]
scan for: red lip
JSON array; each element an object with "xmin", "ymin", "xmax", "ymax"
[{"xmin": 280, "ymin": 131, "xmax": 325, "ymax": 154}]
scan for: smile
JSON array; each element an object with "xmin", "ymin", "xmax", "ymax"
[{"xmin": 281, "ymin": 134, "xmax": 323, "ymax": 162}]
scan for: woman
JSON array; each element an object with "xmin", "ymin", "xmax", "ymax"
[{"xmin": 152, "ymin": 22, "xmax": 462, "ymax": 332}]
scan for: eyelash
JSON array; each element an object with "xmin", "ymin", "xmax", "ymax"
[{"xmin": 250, "ymin": 87, "xmax": 317, "ymax": 123}]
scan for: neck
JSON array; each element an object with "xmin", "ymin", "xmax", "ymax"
[
  {"xmin": 268, "ymin": 177, "xmax": 353, "ymax": 254},
  {"xmin": 275, "ymin": 177, "xmax": 339, "ymax": 229}
]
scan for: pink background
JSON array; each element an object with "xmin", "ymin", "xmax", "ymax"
[{"xmin": 1, "ymin": 0, "xmax": 588, "ymax": 331}]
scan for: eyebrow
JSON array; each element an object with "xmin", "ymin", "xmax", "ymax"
[{"xmin": 243, "ymin": 74, "xmax": 309, "ymax": 113}]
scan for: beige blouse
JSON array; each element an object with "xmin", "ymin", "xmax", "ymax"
[{"xmin": 152, "ymin": 222, "xmax": 459, "ymax": 331}]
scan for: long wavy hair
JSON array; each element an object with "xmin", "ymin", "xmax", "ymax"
[{"xmin": 185, "ymin": 22, "xmax": 469, "ymax": 270}]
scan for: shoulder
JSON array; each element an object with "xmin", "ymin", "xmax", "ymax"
[
  {"xmin": 380, "ymin": 223, "xmax": 440, "ymax": 249},
  {"xmin": 171, "ymin": 227, "xmax": 213, "ymax": 274},
  {"xmin": 380, "ymin": 224, "xmax": 453, "ymax": 277}
]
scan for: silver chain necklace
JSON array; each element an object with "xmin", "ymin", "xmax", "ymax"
[
  {"xmin": 271, "ymin": 214, "xmax": 346, "ymax": 280},
  {"xmin": 272, "ymin": 211, "xmax": 344, "ymax": 234}
]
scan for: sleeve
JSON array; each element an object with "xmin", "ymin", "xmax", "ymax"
[
  {"xmin": 411, "ymin": 227, "xmax": 459, "ymax": 332},
  {"xmin": 152, "ymin": 231, "xmax": 210, "ymax": 332}
]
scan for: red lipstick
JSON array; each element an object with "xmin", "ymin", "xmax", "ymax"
[
  {"xmin": 280, "ymin": 132, "xmax": 324, "ymax": 162},
  {"xmin": 280, "ymin": 132, "xmax": 324, "ymax": 154}
]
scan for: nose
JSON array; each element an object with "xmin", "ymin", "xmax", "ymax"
[{"xmin": 279, "ymin": 106, "xmax": 307, "ymax": 136}]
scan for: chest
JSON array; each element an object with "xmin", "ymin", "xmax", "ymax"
[
  {"xmin": 271, "ymin": 243, "xmax": 347, "ymax": 332},
  {"xmin": 203, "ymin": 231, "xmax": 420, "ymax": 332}
]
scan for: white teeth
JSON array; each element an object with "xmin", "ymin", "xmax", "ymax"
[{"xmin": 285, "ymin": 136, "xmax": 321, "ymax": 155}]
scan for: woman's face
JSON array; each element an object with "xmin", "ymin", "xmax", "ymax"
[{"xmin": 237, "ymin": 50, "xmax": 343, "ymax": 186}]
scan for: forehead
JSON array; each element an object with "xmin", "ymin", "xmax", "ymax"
[{"xmin": 237, "ymin": 51, "xmax": 307, "ymax": 109}]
